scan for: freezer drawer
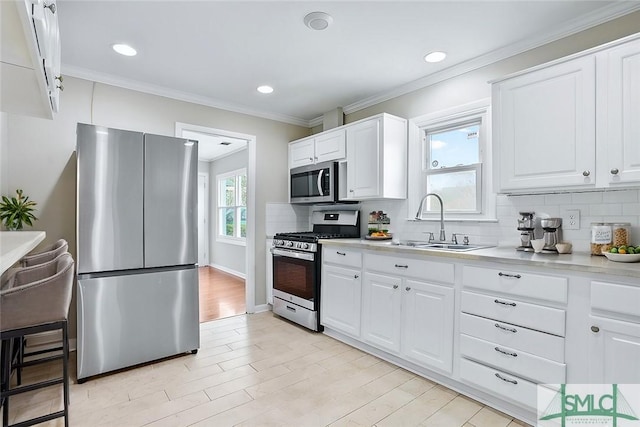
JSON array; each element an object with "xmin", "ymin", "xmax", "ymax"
[{"xmin": 77, "ymin": 268, "xmax": 199, "ymax": 380}]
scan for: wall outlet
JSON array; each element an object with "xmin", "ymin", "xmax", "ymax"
[{"xmin": 565, "ymin": 209, "xmax": 580, "ymax": 230}]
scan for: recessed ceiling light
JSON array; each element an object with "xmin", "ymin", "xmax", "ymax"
[
  {"xmin": 304, "ymin": 12, "xmax": 333, "ymax": 31},
  {"xmin": 257, "ymin": 85, "xmax": 274, "ymax": 94},
  {"xmin": 112, "ymin": 43, "xmax": 137, "ymax": 57},
  {"xmin": 424, "ymin": 51, "xmax": 447, "ymax": 63}
]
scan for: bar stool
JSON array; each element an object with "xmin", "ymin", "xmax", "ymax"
[
  {"xmin": 0, "ymin": 252, "xmax": 74, "ymax": 427},
  {"xmin": 0, "ymin": 239, "xmax": 68, "ymax": 290}
]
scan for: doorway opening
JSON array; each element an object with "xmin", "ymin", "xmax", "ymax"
[{"xmin": 176, "ymin": 122, "xmax": 257, "ymax": 322}]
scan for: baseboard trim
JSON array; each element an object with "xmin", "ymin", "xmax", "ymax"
[
  {"xmin": 253, "ymin": 304, "xmax": 271, "ymax": 313},
  {"xmin": 208, "ymin": 263, "xmax": 246, "ymax": 279}
]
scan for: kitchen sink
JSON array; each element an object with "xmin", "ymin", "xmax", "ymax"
[{"xmin": 396, "ymin": 241, "xmax": 493, "ymax": 252}]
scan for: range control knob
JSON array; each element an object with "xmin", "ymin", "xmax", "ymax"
[
  {"xmin": 287, "ymin": 241, "xmax": 294, "ymax": 247},
  {"xmin": 302, "ymin": 243, "xmax": 310, "ymax": 249}
]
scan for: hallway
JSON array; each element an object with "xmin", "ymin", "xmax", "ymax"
[{"xmin": 198, "ymin": 266, "xmax": 246, "ymax": 323}]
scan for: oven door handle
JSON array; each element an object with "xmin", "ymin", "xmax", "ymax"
[{"xmin": 271, "ymin": 248, "xmax": 315, "ymax": 262}]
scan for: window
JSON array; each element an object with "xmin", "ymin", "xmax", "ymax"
[
  {"xmin": 217, "ymin": 168, "xmax": 247, "ymax": 242},
  {"xmin": 412, "ymin": 100, "xmax": 493, "ymax": 220}
]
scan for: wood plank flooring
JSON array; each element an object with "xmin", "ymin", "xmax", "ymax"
[
  {"xmin": 1, "ymin": 312, "xmax": 532, "ymax": 427},
  {"xmin": 199, "ymin": 267, "xmax": 246, "ymax": 323}
]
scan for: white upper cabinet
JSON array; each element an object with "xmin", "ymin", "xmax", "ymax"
[
  {"xmin": 289, "ymin": 128, "xmax": 346, "ymax": 169},
  {"xmin": 493, "ymin": 55, "xmax": 596, "ymax": 192},
  {"xmin": 0, "ymin": 0, "xmax": 61, "ymax": 119},
  {"xmin": 493, "ymin": 34, "xmax": 640, "ymax": 193},
  {"xmin": 342, "ymin": 113, "xmax": 407, "ymax": 200},
  {"xmin": 598, "ymin": 38, "xmax": 640, "ymax": 185}
]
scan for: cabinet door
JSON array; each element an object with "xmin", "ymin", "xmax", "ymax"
[
  {"xmin": 346, "ymin": 118, "xmax": 381, "ymax": 198},
  {"xmin": 362, "ymin": 272, "xmax": 402, "ymax": 353},
  {"xmin": 321, "ymin": 264, "xmax": 362, "ymax": 338},
  {"xmin": 289, "ymin": 138, "xmax": 315, "ymax": 169},
  {"xmin": 493, "ymin": 55, "xmax": 596, "ymax": 191},
  {"xmin": 601, "ymin": 39, "xmax": 640, "ymax": 185},
  {"xmin": 589, "ymin": 316, "xmax": 640, "ymax": 384},
  {"xmin": 315, "ymin": 129, "xmax": 346, "ymax": 163},
  {"xmin": 402, "ymin": 279, "xmax": 454, "ymax": 373}
]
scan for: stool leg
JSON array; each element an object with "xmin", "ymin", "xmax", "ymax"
[
  {"xmin": 16, "ymin": 337, "xmax": 23, "ymax": 386},
  {"xmin": 62, "ymin": 322, "xmax": 69, "ymax": 427},
  {"xmin": 1, "ymin": 339, "xmax": 10, "ymax": 427}
]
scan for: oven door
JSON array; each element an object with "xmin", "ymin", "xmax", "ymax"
[{"xmin": 271, "ymin": 248, "xmax": 318, "ymax": 311}]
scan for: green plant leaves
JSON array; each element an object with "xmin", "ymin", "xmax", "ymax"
[{"xmin": 0, "ymin": 189, "xmax": 38, "ymax": 231}]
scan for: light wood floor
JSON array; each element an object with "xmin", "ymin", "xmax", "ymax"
[
  {"xmin": 1, "ymin": 312, "xmax": 532, "ymax": 427},
  {"xmin": 199, "ymin": 267, "xmax": 246, "ymax": 323}
]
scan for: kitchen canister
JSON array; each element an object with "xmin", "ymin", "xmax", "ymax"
[
  {"xmin": 591, "ymin": 222, "xmax": 612, "ymax": 255},
  {"xmin": 611, "ymin": 223, "xmax": 631, "ymax": 247}
]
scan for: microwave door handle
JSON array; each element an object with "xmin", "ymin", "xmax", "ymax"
[{"xmin": 317, "ymin": 169, "xmax": 324, "ymax": 196}]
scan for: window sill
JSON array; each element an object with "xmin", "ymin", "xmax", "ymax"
[
  {"xmin": 408, "ymin": 217, "xmax": 499, "ymax": 223},
  {"xmin": 216, "ymin": 237, "xmax": 247, "ymax": 246}
]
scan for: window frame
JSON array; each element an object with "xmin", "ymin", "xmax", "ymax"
[
  {"xmin": 216, "ymin": 168, "xmax": 247, "ymax": 245},
  {"xmin": 409, "ymin": 99, "xmax": 496, "ymax": 222}
]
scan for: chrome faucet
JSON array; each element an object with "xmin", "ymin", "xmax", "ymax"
[{"xmin": 415, "ymin": 193, "xmax": 446, "ymax": 242}]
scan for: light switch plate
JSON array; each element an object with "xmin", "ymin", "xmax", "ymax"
[{"xmin": 565, "ymin": 209, "xmax": 580, "ymax": 230}]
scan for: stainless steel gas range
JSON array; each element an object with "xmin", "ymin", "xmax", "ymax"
[{"xmin": 271, "ymin": 210, "xmax": 360, "ymax": 331}]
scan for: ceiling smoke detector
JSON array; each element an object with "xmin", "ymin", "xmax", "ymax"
[{"xmin": 304, "ymin": 12, "xmax": 333, "ymax": 31}]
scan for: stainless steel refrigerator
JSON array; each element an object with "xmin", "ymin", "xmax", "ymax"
[{"xmin": 76, "ymin": 123, "xmax": 200, "ymax": 381}]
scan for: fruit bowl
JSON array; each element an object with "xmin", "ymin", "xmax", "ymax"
[{"xmin": 603, "ymin": 252, "xmax": 640, "ymax": 263}]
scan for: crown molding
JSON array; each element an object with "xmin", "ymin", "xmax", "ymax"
[
  {"xmin": 341, "ymin": 2, "xmax": 640, "ymax": 116},
  {"xmin": 61, "ymin": 65, "xmax": 312, "ymax": 128}
]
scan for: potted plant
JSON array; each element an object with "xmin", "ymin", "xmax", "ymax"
[{"xmin": 0, "ymin": 189, "xmax": 38, "ymax": 231}]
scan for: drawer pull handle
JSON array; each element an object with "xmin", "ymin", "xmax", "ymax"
[
  {"xmin": 494, "ymin": 347, "xmax": 518, "ymax": 357},
  {"xmin": 498, "ymin": 272, "xmax": 521, "ymax": 279},
  {"xmin": 495, "ymin": 323, "xmax": 517, "ymax": 333},
  {"xmin": 336, "ymin": 251, "xmax": 346, "ymax": 256},
  {"xmin": 494, "ymin": 299, "xmax": 517, "ymax": 307},
  {"xmin": 591, "ymin": 326, "xmax": 600, "ymax": 333},
  {"xmin": 395, "ymin": 264, "xmax": 408, "ymax": 268},
  {"xmin": 495, "ymin": 373, "xmax": 518, "ymax": 385},
  {"xmin": 286, "ymin": 305, "xmax": 296, "ymax": 312},
  {"xmin": 405, "ymin": 287, "xmax": 411, "ymax": 291}
]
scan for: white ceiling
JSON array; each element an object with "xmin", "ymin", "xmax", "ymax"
[
  {"xmin": 182, "ymin": 129, "xmax": 247, "ymax": 161},
  {"xmin": 58, "ymin": 1, "xmax": 640, "ymax": 127}
]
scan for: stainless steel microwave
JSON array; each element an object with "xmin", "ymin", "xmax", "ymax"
[{"xmin": 290, "ymin": 161, "xmax": 338, "ymax": 204}]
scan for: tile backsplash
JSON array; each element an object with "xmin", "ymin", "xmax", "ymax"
[{"xmin": 266, "ymin": 188, "xmax": 640, "ymax": 253}]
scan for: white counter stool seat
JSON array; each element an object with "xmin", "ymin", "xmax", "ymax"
[{"xmin": 0, "ymin": 252, "xmax": 74, "ymax": 427}]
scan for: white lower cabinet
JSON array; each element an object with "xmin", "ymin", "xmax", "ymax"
[
  {"xmin": 321, "ymin": 247, "xmax": 362, "ymax": 338},
  {"xmin": 362, "ymin": 253, "xmax": 455, "ymax": 374},
  {"xmin": 589, "ymin": 279, "xmax": 640, "ymax": 384}
]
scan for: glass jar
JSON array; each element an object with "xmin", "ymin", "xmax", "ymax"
[
  {"xmin": 591, "ymin": 222, "xmax": 612, "ymax": 256},
  {"xmin": 611, "ymin": 223, "xmax": 631, "ymax": 247}
]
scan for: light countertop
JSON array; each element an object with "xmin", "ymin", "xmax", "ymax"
[
  {"xmin": 0, "ymin": 231, "xmax": 46, "ymax": 274},
  {"xmin": 320, "ymin": 238, "xmax": 640, "ymax": 280}
]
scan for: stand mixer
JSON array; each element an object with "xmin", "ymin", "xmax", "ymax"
[{"xmin": 516, "ymin": 212, "xmax": 535, "ymax": 251}]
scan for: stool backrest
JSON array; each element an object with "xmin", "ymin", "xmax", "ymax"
[
  {"xmin": 21, "ymin": 239, "xmax": 69, "ymax": 267},
  {"xmin": 1, "ymin": 253, "xmax": 75, "ymax": 332}
]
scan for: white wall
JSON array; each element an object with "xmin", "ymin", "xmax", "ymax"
[
  {"xmin": 209, "ymin": 149, "xmax": 248, "ymax": 276},
  {"xmin": 4, "ymin": 77, "xmax": 309, "ymax": 338},
  {"xmin": 0, "ymin": 112, "xmax": 8, "ymax": 196}
]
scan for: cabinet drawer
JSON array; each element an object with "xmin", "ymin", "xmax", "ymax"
[
  {"xmin": 460, "ymin": 334, "xmax": 566, "ymax": 384},
  {"xmin": 459, "ymin": 358, "xmax": 538, "ymax": 410},
  {"xmin": 461, "ymin": 291, "xmax": 565, "ymax": 337},
  {"xmin": 591, "ymin": 281, "xmax": 640, "ymax": 319},
  {"xmin": 460, "ymin": 313, "xmax": 564, "ymax": 362},
  {"xmin": 323, "ymin": 247, "xmax": 362, "ymax": 268},
  {"xmin": 364, "ymin": 253, "xmax": 454, "ymax": 284},
  {"xmin": 462, "ymin": 265, "xmax": 567, "ymax": 304}
]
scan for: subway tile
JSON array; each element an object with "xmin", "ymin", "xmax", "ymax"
[
  {"xmin": 572, "ymin": 191, "xmax": 603, "ymax": 204},
  {"xmin": 602, "ymin": 189, "xmax": 639, "ymax": 204},
  {"xmin": 590, "ymin": 204, "xmax": 623, "ymax": 216}
]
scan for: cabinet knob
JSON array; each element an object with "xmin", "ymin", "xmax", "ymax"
[
  {"xmin": 610, "ymin": 168, "xmax": 619, "ymax": 175},
  {"xmin": 309, "ymin": 157, "xmax": 313, "ymax": 161},
  {"xmin": 57, "ymin": 84, "xmax": 64, "ymax": 91},
  {"xmin": 354, "ymin": 275, "xmax": 359, "ymax": 279},
  {"xmin": 349, "ymin": 189, "xmax": 354, "ymax": 193},
  {"xmin": 591, "ymin": 325, "xmax": 600, "ymax": 333},
  {"xmin": 393, "ymin": 284, "xmax": 398, "ymax": 289},
  {"xmin": 56, "ymin": 75, "xmax": 64, "ymax": 82},
  {"xmin": 405, "ymin": 286, "xmax": 411, "ymax": 291},
  {"xmin": 44, "ymin": 2, "xmax": 56, "ymax": 13},
  {"xmin": 582, "ymin": 170, "xmax": 591, "ymax": 177}
]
